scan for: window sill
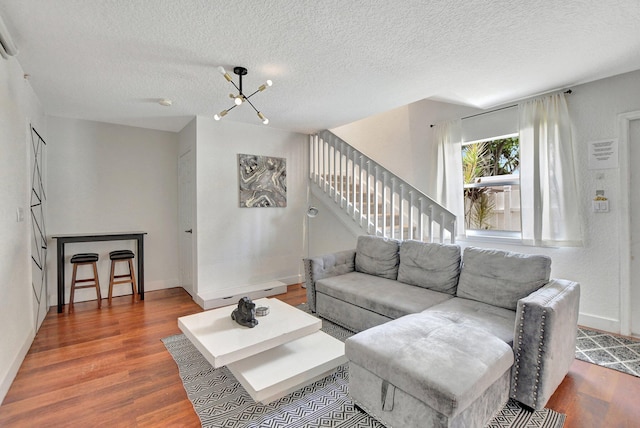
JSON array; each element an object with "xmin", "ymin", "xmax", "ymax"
[
  {"xmin": 456, "ymin": 231, "xmax": 524, "ymax": 247},
  {"xmin": 456, "ymin": 234, "xmax": 581, "ymax": 249}
]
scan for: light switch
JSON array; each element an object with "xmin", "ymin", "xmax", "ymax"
[
  {"xmin": 593, "ymin": 191, "xmax": 609, "ymax": 213},
  {"xmin": 592, "ymin": 200, "xmax": 609, "ymax": 213}
]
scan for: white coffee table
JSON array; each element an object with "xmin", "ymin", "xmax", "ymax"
[{"xmin": 178, "ymin": 297, "xmax": 347, "ymax": 404}]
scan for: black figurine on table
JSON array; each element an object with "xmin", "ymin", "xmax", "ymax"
[{"xmin": 231, "ymin": 296, "xmax": 259, "ymax": 328}]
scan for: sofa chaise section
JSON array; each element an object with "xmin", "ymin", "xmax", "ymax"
[
  {"xmin": 427, "ymin": 298, "xmax": 517, "ymax": 345},
  {"xmin": 346, "ymin": 311, "xmax": 514, "ymax": 428}
]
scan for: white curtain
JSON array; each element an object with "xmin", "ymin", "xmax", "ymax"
[
  {"xmin": 435, "ymin": 120, "xmax": 464, "ymax": 235},
  {"xmin": 519, "ymin": 93, "xmax": 582, "ymax": 246}
]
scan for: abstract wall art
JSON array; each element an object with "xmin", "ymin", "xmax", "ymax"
[{"xmin": 238, "ymin": 153, "xmax": 287, "ymax": 208}]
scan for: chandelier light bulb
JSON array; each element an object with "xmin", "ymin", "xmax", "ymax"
[
  {"xmin": 214, "ymin": 109, "xmax": 228, "ymax": 121},
  {"xmin": 257, "ymin": 112, "xmax": 269, "ymax": 125},
  {"xmin": 234, "ymin": 96, "xmax": 243, "ymax": 106},
  {"xmin": 258, "ymin": 80, "xmax": 273, "ymax": 92},
  {"xmin": 218, "ymin": 66, "xmax": 232, "ymax": 82}
]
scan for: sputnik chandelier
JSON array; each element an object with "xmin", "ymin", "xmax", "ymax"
[{"xmin": 214, "ymin": 66, "xmax": 272, "ymax": 125}]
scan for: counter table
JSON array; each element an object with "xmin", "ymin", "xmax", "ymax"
[{"xmin": 51, "ymin": 232, "xmax": 147, "ymax": 313}]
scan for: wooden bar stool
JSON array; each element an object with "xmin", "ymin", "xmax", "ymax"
[
  {"xmin": 108, "ymin": 250, "xmax": 138, "ymax": 304},
  {"xmin": 69, "ymin": 253, "xmax": 102, "ymax": 308}
]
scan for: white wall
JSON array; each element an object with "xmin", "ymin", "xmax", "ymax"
[
  {"xmin": 307, "ymin": 193, "xmax": 364, "ymax": 258},
  {"xmin": 332, "ymin": 100, "xmax": 483, "ymax": 197},
  {"xmin": 46, "ymin": 117, "xmax": 180, "ymax": 304},
  {"xmin": 0, "ymin": 58, "xmax": 45, "ymax": 403},
  {"xmin": 326, "ymin": 69, "xmax": 640, "ymax": 334},
  {"xmin": 194, "ymin": 117, "xmax": 308, "ymax": 297}
]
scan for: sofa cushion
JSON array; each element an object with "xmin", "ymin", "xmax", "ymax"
[
  {"xmin": 315, "ymin": 272, "xmax": 453, "ymax": 319},
  {"xmin": 457, "ymin": 247, "xmax": 551, "ymax": 311},
  {"xmin": 397, "ymin": 240, "xmax": 461, "ymax": 295},
  {"xmin": 426, "ymin": 297, "xmax": 517, "ymax": 344},
  {"xmin": 355, "ymin": 235, "xmax": 400, "ymax": 279}
]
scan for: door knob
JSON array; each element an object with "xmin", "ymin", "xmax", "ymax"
[{"xmin": 185, "ymin": 229, "xmax": 193, "ymax": 233}]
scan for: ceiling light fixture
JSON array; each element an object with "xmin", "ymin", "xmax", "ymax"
[
  {"xmin": 214, "ymin": 66, "xmax": 272, "ymax": 125},
  {"xmin": 159, "ymin": 98, "xmax": 172, "ymax": 106}
]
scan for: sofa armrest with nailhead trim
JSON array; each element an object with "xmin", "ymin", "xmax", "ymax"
[
  {"xmin": 511, "ymin": 278, "xmax": 580, "ymax": 410},
  {"xmin": 303, "ymin": 249, "xmax": 356, "ymax": 312}
]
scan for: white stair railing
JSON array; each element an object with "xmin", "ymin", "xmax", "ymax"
[{"xmin": 310, "ymin": 130, "xmax": 456, "ymax": 243}]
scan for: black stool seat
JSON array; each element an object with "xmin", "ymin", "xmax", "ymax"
[
  {"xmin": 108, "ymin": 250, "xmax": 138, "ymax": 304},
  {"xmin": 69, "ymin": 252, "xmax": 101, "ymax": 309},
  {"xmin": 70, "ymin": 253, "xmax": 99, "ymax": 263},
  {"xmin": 109, "ymin": 250, "xmax": 135, "ymax": 260}
]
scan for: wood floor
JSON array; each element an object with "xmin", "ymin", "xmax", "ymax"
[{"xmin": 0, "ymin": 285, "xmax": 637, "ymax": 427}]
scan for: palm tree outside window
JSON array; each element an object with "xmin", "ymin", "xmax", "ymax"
[{"xmin": 462, "ymin": 134, "xmax": 521, "ymax": 235}]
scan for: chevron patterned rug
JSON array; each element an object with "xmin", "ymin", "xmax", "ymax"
[
  {"xmin": 575, "ymin": 327, "xmax": 640, "ymax": 377},
  {"xmin": 163, "ymin": 307, "xmax": 565, "ymax": 428}
]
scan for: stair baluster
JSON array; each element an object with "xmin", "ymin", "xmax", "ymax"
[{"xmin": 309, "ymin": 131, "xmax": 456, "ymax": 244}]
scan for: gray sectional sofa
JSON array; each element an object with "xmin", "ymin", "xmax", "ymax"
[{"xmin": 304, "ymin": 235, "xmax": 580, "ymax": 427}]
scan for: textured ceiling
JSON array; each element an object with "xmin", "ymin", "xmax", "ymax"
[{"xmin": 1, "ymin": 1, "xmax": 639, "ymax": 133}]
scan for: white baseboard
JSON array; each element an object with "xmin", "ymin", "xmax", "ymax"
[
  {"xmin": 279, "ymin": 274, "xmax": 304, "ymax": 285},
  {"xmin": 196, "ymin": 281, "xmax": 288, "ymax": 310},
  {"xmin": 0, "ymin": 331, "xmax": 34, "ymax": 405},
  {"xmin": 578, "ymin": 312, "xmax": 620, "ymax": 334}
]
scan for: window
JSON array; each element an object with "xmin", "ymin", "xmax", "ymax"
[
  {"xmin": 437, "ymin": 94, "xmax": 579, "ymax": 245},
  {"xmin": 462, "ymin": 134, "xmax": 520, "ymax": 238}
]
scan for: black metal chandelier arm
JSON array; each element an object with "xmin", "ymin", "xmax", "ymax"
[
  {"xmin": 244, "ymin": 88, "xmax": 261, "ymax": 100},
  {"xmin": 228, "ymin": 79, "xmax": 242, "ymax": 95},
  {"xmin": 243, "ymin": 96, "xmax": 261, "ymax": 114}
]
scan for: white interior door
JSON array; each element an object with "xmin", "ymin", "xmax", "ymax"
[
  {"xmin": 179, "ymin": 150, "xmax": 194, "ymax": 296},
  {"xmin": 630, "ymin": 119, "xmax": 640, "ymax": 336}
]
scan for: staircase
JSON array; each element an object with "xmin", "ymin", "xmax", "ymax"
[{"xmin": 309, "ymin": 130, "xmax": 456, "ymax": 243}]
